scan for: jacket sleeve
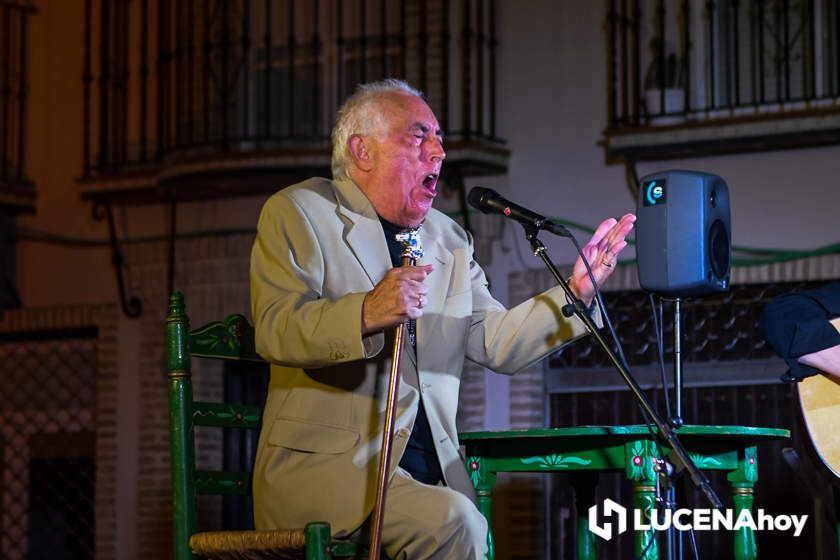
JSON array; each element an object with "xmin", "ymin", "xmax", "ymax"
[
  {"xmin": 250, "ymin": 194, "xmax": 384, "ymax": 367},
  {"xmin": 462, "ymin": 233, "xmax": 596, "ymax": 374}
]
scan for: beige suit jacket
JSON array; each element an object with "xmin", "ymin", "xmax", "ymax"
[{"xmin": 250, "ymin": 177, "xmax": 591, "ymax": 535}]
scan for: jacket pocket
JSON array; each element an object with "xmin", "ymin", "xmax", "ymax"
[{"xmin": 267, "ymin": 416, "xmax": 360, "ymax": 454}]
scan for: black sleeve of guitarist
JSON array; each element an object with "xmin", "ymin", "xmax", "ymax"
[{"xmin": 759, "ymin": 282, "xmax": 840, "ymax": 382}]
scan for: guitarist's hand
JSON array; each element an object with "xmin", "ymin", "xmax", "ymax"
[
  {"xmin": 799, "ymin": 345, "xmax": 840, "ymax": 378},
  {"xmin": 798, "ymin": 318, "xmax": 840, "ymax": 379}
]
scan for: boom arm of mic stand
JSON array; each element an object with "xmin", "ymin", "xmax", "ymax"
[{"xmin": 523, "ymin": 228, "xmax": 723, "ymax": 510}]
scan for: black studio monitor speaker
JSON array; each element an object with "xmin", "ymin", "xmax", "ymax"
[{"xmin": 635, "ymin": 170, "xmax": 731, "ymax": 298}]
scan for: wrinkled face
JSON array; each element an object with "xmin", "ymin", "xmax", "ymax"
[{"xmin": 350, "ymin": 92, "xmax": 446, "ymax": 227}]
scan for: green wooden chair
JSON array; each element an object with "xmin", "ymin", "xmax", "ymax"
[{"xmin": 166, "ymin": 291, "xmax": 366, "ymax": 559}]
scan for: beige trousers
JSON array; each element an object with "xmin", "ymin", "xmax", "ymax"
[{"xmin": 361, "ymin": 468, "xmax": 489, "ymax": 560}]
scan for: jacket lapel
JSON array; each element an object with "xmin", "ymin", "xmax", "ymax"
[
  {"xmin": 332, "ymin": 178, "xmax": 419, "ymax": 371},
  {"xmin": 416, "ymin": 232, "xmax": 454, "ymax": 371},
  {"xmin": 333, "ymin": 178, "xmax": 391, "ymax": 287}
]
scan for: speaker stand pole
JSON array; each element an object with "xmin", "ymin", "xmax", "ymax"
[
  {"xmin": 669, "ymin": 298, "xmax": 685, "ymax": 560},
  {"xmin": 672, "ymin": 298, "xmax": 684, "ymax": 428}
]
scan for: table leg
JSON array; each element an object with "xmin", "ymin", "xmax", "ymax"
[
  {"xmin": 570, "ymin": 472, "xmax": 598, "ymax": 560},
  {"xmin": 727, "ymin": 446, "xmax": 758, "ymax": 560},
  {"xmin": 627, "ymin": 440, "xmax": 659, "ymax": 560},
  {"xmin": 731, "ymin": 485, "xmax": 756, "ymax": 560},
  {"xmin": 467, "ymin": 456, "xmax": 497, "ymax": 560},
  {"xmin": 633, "ymin": 483, "xmax": 659, "ymax": 560}
]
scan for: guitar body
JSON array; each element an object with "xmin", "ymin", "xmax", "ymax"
[{"xmin": 798, "ymin": 372, "xmax": 840, "ymax": 478}]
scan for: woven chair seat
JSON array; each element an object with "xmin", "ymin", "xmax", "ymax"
[{"xmin": 190, "ymin": 528, "xmax": 308, "ymax": 560}]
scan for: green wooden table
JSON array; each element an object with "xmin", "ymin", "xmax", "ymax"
[{"xmin": 459, "ymin": 424, "xmax": 789, "ymax": 560}]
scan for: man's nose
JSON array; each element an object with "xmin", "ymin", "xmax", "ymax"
[{"xmin": 427, "ymin": 137, "xmax": 446, "ymax": 162}]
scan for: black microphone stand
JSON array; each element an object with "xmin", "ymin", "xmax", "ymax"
[{"xmin": 522, "ymin": 225, "xmax": 723, "ymax": 511}]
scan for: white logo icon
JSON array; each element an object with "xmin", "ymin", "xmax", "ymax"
[{"xmin": 588, "ymin": 498, "xmax": 628, "ymax": 541}]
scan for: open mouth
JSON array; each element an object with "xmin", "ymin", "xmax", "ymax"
[{"xmin": 422, "ymin": 173, "xmax": 439, "ymax": 191}]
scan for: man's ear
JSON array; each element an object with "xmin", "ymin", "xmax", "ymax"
[{"xmin": 348, "ymin": 134, "xmax": 374, "ymax": 172}]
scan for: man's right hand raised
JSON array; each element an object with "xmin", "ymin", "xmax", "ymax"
[{"xmin": 361, "ymin": 265, "xmax": 434, "ymax": 334}]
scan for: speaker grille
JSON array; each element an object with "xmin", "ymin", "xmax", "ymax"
[{"xmin": 709, "ymin": 218, "xmax": 730, "ymax": 280}]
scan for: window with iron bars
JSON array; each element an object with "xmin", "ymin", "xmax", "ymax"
[
  {"xmin": 83, "ymin": 0, "xmax": 494, "ymax": 178},
  {"xmin": 0, "ymin": 328, "xmax": 97, "ymax": 560},
  {"xmin": 608, "ymin": 0, "xmax": 840, "ymax": 127},
  {"xmin": 0, "ymin": 0, "xmax": 35, "ymax": 203}
]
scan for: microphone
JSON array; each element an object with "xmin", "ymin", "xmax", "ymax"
[{"xmin": 467, "ymin": 187, "xmax": 571, "ymax": 237}]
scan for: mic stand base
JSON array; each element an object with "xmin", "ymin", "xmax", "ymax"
[{"xmin": 654, "ymin": 458, "xmax": 681, "ymax": 560}]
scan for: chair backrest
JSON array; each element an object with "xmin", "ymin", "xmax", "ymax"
[{"xmin": 166, "ymin": 291, "xmax": 268, "ymax": 560}]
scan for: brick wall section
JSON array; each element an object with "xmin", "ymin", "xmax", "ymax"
[
  {"xmin": 455, "ymin": 361, "xmax": 486, "ymax": 433},
  {"xmin": 127, "ymin": 234, "xmax": 253, "ymax": 558},
  {"xmin": 403, "ymin": 0, "xmax": 445, "ymax": 124},
  {"xmin": 453, "ymin": 211, "xmax": 504, "ymax": 436},
  {"xmin": 0, "ymin": 303, "xmax": 118, "ymax": 560}
]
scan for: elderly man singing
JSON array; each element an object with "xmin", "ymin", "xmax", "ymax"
[{"xmin": 250, "ymin": 79, "xmax": 635, "ymax": 559}]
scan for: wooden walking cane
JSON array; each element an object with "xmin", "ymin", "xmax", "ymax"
[{"xmin": 368, "ymin": 227, "xmax": 423, "ymax": 560}]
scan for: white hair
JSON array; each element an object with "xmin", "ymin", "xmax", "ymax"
[{"xmin": 330, "ymin": 79, "xmax": 425, "ymax": 180}]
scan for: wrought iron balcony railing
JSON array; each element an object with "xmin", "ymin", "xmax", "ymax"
[
  {"xmin": 605, "ymin": 0, "xmax": 840, "ymax": 160},
  {"xmin": 0, "ymin": 0, "xmax": 35, "ymax": 211},
  {"xmin": 81, "ymin": 0, "xmax": 507, "ymax": 199}
]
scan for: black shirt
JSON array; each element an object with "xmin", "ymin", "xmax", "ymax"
[
  {"xmin": 758, "ymin": 282, "xmax": 840, "ymax": 382},
  {"xmin": 379, "ymin": 217, "xmax": 444, "ymax": 486}
]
